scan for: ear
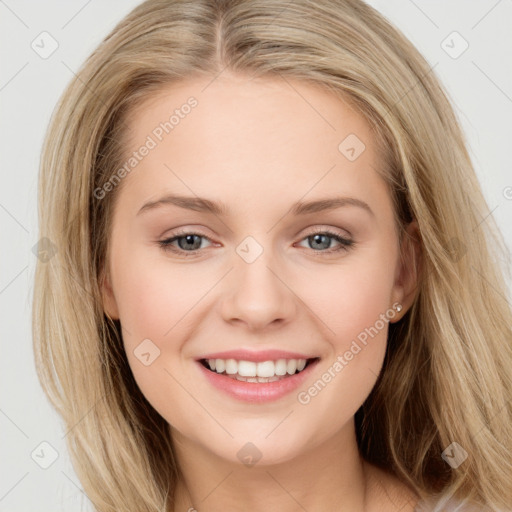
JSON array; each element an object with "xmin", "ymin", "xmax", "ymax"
[
  {"xmin": 100, "ymin": 268, "xmax": 120, "ymax": 320},
  {"xmin": 389, "ymin": 219, "xmax": 422, "ymax": 322}
]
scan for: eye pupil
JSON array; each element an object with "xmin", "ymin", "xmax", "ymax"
[
  {"xmin": 179, "ymin": 234, "xmax": 201, "ymax": 250},
  {"xmin": 310, "ymin": 234, "xmax": 330, "ymax": 250},
  {"xmin": 162, "ymin": 230, "xmax": 350, "ymax": 256}
]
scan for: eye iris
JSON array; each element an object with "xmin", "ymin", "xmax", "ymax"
[
  {"xmin": 178, "ymin": 234, "xmax": 202, "ymax": 250},
  {"xmin": 310, "ymin": 234, "xmax": 331, "ymax": 250},
  {"xmin": 167, "ymin": 232, "xmax": 346, "ymax": 253}
]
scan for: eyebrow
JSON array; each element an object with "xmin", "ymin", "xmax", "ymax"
[{"xmin": 137, "ymin": 194, "xmax": 374, "ymax": 217}]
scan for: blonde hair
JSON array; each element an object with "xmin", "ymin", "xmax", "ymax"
[{"xmin": 33, "ymin": 0, "xmax": 512, "ymax": 510}]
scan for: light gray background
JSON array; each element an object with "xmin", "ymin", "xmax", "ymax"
[{"xmin": 1, "ymin": 1, "xmax": 511, "ymax": 511}]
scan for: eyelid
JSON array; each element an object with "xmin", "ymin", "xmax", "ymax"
[
  {"xmin": 295, "ymin": 228, "xmax": 354, "ymax": 254},
  {"xmin": 158, "ymin": 226, "xmax": 354, "ymax": 256},
  {"xmin": 160, "ymin": 228, "xmax": 215, "ymax": 246},
  {"xmin": 159, "ymin": 225, "xmax": 351, "ymax": 241},
  {"xmin": 301, "ymin": 224, "xmax": 352, "ymax": 239}
]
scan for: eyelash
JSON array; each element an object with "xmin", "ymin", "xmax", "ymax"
[{"xmin": 158, "ymin": 228, "xmax": 354, "ymax": 257}]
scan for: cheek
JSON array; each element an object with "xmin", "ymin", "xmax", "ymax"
[
  {"xmin": 112, "ymin": 249, "xmax": 207, "ymax": 343},
  {"xmin": 110, "ymin": 231, "xmax": 398, "ymax": 444},
  {"xmin": 292, "ymin": 260, "xmax": 396, "ymax": 441},
  {"xmin": 299, "ymin": 242, "xmax": 397, "ymax": 351},
  {"xmin": 296, "ymin": 244, "xmax": 397, "ymax": 405},
  {"xmin": 332, "ymin": 267, "xmax": 394, "ymax": 347},
  {"xmin": 110, "ymin": 248, "xmax": 218, "ymax": 400}
]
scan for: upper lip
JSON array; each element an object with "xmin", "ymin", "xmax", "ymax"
[{"xmin": 197, "ymin": 349, "xmax": 318, "ymax": 363}]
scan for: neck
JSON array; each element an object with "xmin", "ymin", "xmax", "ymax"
[{"xmin": 171, "ymin": 420, "xmax": 370, "ymax": 512}]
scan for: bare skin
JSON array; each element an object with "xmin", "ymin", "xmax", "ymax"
[
  {"xmin": 101, "ymin": 72, "xmax": 421, "ymax": 512},
  {"xmin": 171, "ymin": 429, "xmax": 418, "ymax": 512}
]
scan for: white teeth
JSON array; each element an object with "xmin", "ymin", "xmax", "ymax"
[
  {"xmin": 237, "ymin": 360, "xmax": 257, "ymax": 377},
  {"xmin": 257, "ymin": 360, "xmax": 275, "ymax": 378},
  {"xmin": 205, "ymin": 358, "xmax": 310, "ymax": 379},
  {"xmin": 287, "ymin": 359, "xmax": 297, "ymax": 374},
  {"xmin": 231, "ymin": 375, "xmax": 281, "ymax": 383},
  {"xmin": 225, "ymin": 358, "xmax": 238, "ymax": 375},
  {"xmin": 275, "ymin": 359, "xmax": 287, "ymax": 376}
]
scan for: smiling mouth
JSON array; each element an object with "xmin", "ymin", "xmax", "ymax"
[{"xmin": 199, "ymin": 357, "xmax": 320, "ymax": 383}]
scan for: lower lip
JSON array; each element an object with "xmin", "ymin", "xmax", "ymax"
[{"xmin": 197, "ymin": 360, "xmax": 319, "ymax": 403}]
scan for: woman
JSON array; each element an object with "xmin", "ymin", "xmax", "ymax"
[{"xmin": 32, "ymin": 0, "xmax": 512, "ymax": 510}]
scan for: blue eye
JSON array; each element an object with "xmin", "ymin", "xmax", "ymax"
[
  {"xmin": 298, "ymin": 230, "xmax": 354, "ymax": 253},
  {"xmin": 159, "ymin": 232, "xmax": 212, "ymax": 254},
  {"xmin": 158, "ymin": 229, "xmax": 354, "ymax": 257}
]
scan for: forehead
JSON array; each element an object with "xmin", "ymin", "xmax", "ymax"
[
  {"xmin": 117, "ymin": 72, "xmax": 390, "ymax": 219},
  {"xmin": 124, "ymin": 72, "xmax": 375, "ymax": 163}
]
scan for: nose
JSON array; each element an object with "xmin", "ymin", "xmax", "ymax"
[{"xmin": 220, "ymin": 248, "xmax": 297, "ymax": 332}]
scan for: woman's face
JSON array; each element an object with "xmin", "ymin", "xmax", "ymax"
[{"xmin": 102, "ymin": 72, "xmax": 416, "ymax": 465}]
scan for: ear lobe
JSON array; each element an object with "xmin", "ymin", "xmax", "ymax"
[
  {"xmin": 390, "ymin": 219, "xmax": 422, "ymax": 321},
  {"xmin": 100, "ymin": 269, "xmax": 120, "ymax": 320}
]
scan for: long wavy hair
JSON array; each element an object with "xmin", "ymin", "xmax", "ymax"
[{"xmin": 32, "ymin": 0, "xmax": 512, "ymax": 510}]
